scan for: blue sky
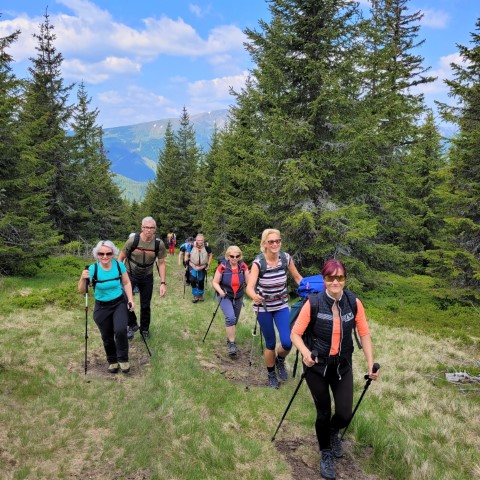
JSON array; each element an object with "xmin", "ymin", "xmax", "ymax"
[{"xmin": 0, "ymin": 0, "xmax": 478, "ymax": 128}]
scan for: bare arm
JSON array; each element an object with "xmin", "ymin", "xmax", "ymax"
[
  {"xmin": 121, "ymin": 271, "xmax": 135, "ymax": 310},
  {"xmin": 246, "ymin": 263, "xmax": 263, "ymax": 304},
  {"xmin": 118, "ymin": 251, "xmax": 126, "ymax": 263},
  {"xmin": 288, "ymin": 259, "xmax": 303, "ymax": 285},
  {"xmin": 212, "ymin": 270, "xmax": 225, "ymax": 297},
  {"xmin": 158, "ymin": 258, "xmax": 167, "ymax": 297},
  {"xmin": 78, "ymin": 268, "xmax": 90, "ymax": 294},
  {"xmin": 360, "ymin": 334, "xmax": 379, "ymax": 380}
]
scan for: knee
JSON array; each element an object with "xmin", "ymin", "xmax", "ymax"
[{"xmin": 225, "ymin": 316, "xmax": 237, "ymax": 327}]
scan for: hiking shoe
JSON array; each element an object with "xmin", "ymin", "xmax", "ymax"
[
  {"xmin": 227, "ymin": 340, "xmax": 237, "ymax": 357},
  {"xmin": 127, "ymin": 327, "xmax": 134, "ymax": 340},
  {"xmin": 198, "ymin": 295, "xmax": 204, "ymax": 302},
  {"xmin": 267, "ymin": 371, "xmax": 279, "ymax": 389},
  {"xmin": 140, "ymin": 330, "xmax": 150, "ymax": 338},
  {"xmin": 108, "ymin": 363, "xmax": 119, "ymax": 373},
  {"xmin": 320, "ymin": 449, "xmax": 336, "ymax": 480},
  {"xmin": 330, "ymin": 429, "xmax": 343, "ymax": 458},
  {"xmin": 119, "ymin": 362, "xmax": 130, "ymax": 373},
  {"xmin": 275, "ymin": 356, "xmax": 288, "ymax": 381},
  {"xmin": 192, "ymin": 296, "xmax": 199, "ymax": 303}
]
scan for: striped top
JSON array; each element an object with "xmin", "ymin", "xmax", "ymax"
[{"xmin": 252, "ymin": 252, "xmax": 291, "ymax": 313}]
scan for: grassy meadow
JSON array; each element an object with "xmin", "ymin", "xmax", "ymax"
[{"xmin": 0, "ymin": 254, "xmax": 479, "ymax": 480}]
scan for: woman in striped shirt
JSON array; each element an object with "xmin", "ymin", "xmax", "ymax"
[{"xmin": 246, "ymin": 229, "xmax": 302, "ymax": 388}]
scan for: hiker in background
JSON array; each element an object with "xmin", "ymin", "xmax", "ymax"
[
  {"xmin": 166, "ymin": 229, "xmax": 177, "ymax": 255},
  {"xmin": 118, "ymin": 217, "xmax": 167, "ymax": 339},
  {"xmin": 212, "ymin": 246, "xmax": 250, "ymax": 356},
  {"xmin": 185, "ymin": 233, "xmax": 212, "ymax": 303},
  {"xmin": 246, "ymin": 228, "xmax": 302, "ymax": 388},
  {"xmin": 178, "ymin": 237, "xmax": 194, "ymax": 266},
  {"xmin": 78, "ymin": 240, "xmax": 135, "ymax": 374},
  {"xmin": 291, "ymin": 258, "xmax": 379, "ymax": 480}
]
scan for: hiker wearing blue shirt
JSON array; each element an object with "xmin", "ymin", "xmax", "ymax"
[
  {"xmin": 178, "ymin": 237, "xmax": 194, "ymax": 266},
  {"xmin": 78, "ymin": 240, "xmax": 135, "ymax": 374},
  {"xmin": 246, "ymin": 228, "xmax": 302, "ymax": 388}
]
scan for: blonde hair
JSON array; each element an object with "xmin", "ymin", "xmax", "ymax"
[
  {"xmin": 225, "ymin": 245, "xmax": 242, "ymax": 259},
  {"xmin": 260, "ymin": 228, "xmax": 281, "ymax": 253}
]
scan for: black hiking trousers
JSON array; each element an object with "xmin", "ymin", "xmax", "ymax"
[
  {"xmin": 305, "ymin": 362, "xmax": 353, "ymax": 450},
  {"xmin": 129, "ymin": 273, "xmax": 154, "ymax": 332},
  {"xmin": 93, "ymin": 296, "xmax": 129, "ymax": 363}
]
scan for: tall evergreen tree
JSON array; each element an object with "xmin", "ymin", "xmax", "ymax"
[
  {"xmin": 436, "ymin": 19, "xmax": 480, "ymax": 286},
  {"xmin": 0, "ymin": 24, "xmax": 59, "ymax": 274},
  {"xmin": 19, "ymin": 11, "xmax": 75, "ymax": 239},
  {"xmin": 69, "ymin": 82, "xmax": 127, "ymax": 242}
]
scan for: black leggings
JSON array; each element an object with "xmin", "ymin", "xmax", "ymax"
[{"xmin": 305, "ymin": 364, "xmax": 353, "ymax": 450}]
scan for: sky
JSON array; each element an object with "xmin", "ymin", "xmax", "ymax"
[{"xmin": 0, "ymin": 0, "xmax": 479, "ymax": 129}]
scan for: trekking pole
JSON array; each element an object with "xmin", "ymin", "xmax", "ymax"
[
  {"xmin": 139, "ymin": 329, "xmax": 152, "ymax": 357},
  {"xmin": 202, "ymin": 297, "xmax": 223, "ymax": 343},
  {"xmin": 340, "ymin": 362, "xmax": 381, "ymax": 440},
  {"xmin": 84, "ymin": 266, "xmax": 90, "ymax": 375},
  {"xmin": 245, "ymin": 310, "xmax": 260, "ymax": 391},
  {"xmin": 271, "ymin": 350, "xmax": 318, "ymax": 442}
]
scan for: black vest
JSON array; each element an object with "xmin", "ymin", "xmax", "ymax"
[
  {"xmin": 311, "ymin": 290, "xmax": 356, "ymax": 363},
  {"xmin": 220, "ymin": 261, "xmax": 246, "ymax": 299}
]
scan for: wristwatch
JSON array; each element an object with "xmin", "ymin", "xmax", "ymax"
[{"xmin": 161, "ymin": 281, "xmax": 166, "ymax": 285}]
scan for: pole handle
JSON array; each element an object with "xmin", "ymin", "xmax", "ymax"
[{"xmin": 364, "ymin": 362, "xmax": 380, "ymax": 380}]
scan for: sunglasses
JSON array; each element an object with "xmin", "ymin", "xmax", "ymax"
[
  {"xmin": 142, "ymin": 226, "xmax": 155, "ymax": 230},
  {"xmin": 324, "ymin": 275, "xmax": 346, "ymax": 283},
  {"xmin": 229, "ymin": 255, "xmax": 240, "ymax": 259},
  {"xmin": 98, "ymin": 251, "xmax": 113, "ymax": 257},
  {"xmin": 267, "ymin": 239, "xmax": 282, "ymax": 245}
]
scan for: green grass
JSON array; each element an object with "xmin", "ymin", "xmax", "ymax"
[{"xmin": 0, "ymin": 256, "xmax": 479, "ymax": 479}]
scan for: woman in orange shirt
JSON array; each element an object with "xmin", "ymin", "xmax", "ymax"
[
  {"xmin": 212, "ymin": 246, "xmax": 250, "ymax": 357},
  {"xmin": 291, "ymin": 259, "xmax": 379, "ymax": 480}
]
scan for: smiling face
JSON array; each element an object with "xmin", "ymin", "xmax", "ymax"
[
  {"xmin": 97, "ymin": 246, "xmax": 114, "ymax": 266},
  {"xmin": 324, "ymin": 268, "xmax": 346, "ymax": 299},
  {"xmin": 264, "ymin": 233, "xmax": 282, "ymax": 254}
]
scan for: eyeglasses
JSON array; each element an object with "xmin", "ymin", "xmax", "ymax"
[
  {"xmin": 324, "ymin": 275, "xmax": 346, "ymax": 283},
  {"xmin": 267, "ymin": 239, "xmax": 282, "ymax": 245},
  {"xmin": 98, "ymin": 251, "xmax": 113, "ymax": 257},
  {"xmin": 142, "ymin": 226, "xmax": 155, "ymax": 230},
  {"xmin": 229, "ymin": 255, "xmax": 240, "ymax": 259}
]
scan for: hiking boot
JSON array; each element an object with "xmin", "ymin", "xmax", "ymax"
[
  {"xmin": 108, "ymin": 363, "xmax": 119, "ymax": 373},
  {"xmin": 140, "ymin": 330, "xmax": 150, "ymax": 338},
  {"xmin": 227, "ymin": 340, "xmax": 237, "ymax": 357},
  {"xmin": 192, "ymin": 296, "xmax": 199, "ymax": 303},
  {"xmin": 267, "ymin": 371, "xmax": 279, "ymax": 389},
  {"xmin": 127, "ymin": 327, "xmax": 134, "ymax": 340},
  {"xmin": 330, "ymin": 429, "xmax": 343, "ymax": 458},
  {"xmin": 320, "ymin": 449, "xmax": 336, "ymax": 480},
  {"xmin": 119, "ymin": 362, "xmax": 130, "ymax": 373},
  {"xmin": 275, "ymin": 356, "xmax": 288, "ymax": 381},
  {"xmin": 198, "ymin": 295, "xmax": 204, "ymax": 302}
]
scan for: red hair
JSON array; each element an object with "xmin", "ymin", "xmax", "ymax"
[{"xmin": 321, "ymin": 259, "xmax": 346, "ymax": 278}]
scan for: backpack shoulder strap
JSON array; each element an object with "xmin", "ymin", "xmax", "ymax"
[
  {"xmin": 344, "ymin": 289, "xmax": 362, "ymax": 349},
  {"xmin": 308, "ymin": 292, "xmax": 320, "ymax": 331},
  {"xmin": 115, "ymin": 259, "xmax": 122, "ymax": 277},
  {"xmin": 154, "ymin": 237, "xmax": 161, "ymax": 257},
  {"xmin": 279, "ymin": 251, "xmax": 288, "ymax": 273},
  {"xmin": 128, "ymin": 233, "xmax": 141, "ymax": 259},
  {"xmin": 256, "ymin": 253, "xmax": 267, "ymax": 278},
  {"xmin": 92, "ymin": 262, "xmax": 98, "ymax": 289}
]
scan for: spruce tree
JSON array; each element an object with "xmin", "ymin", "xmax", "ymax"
[
  {"xmin": 0, "ymin": 24, "xmax": 59, "ymax": 274},
  {"xmin": 436, "ymin": 19, "xmax": 480, "ymax": 286}
]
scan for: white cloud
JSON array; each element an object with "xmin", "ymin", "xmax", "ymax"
[
  {"xmin": 189, "ymin": 3, "xmax": 211, "ymax": 18},
  {"xmin": 63, "ymin": 57, "xmax": 141, "ymax": 83},
  {"xmin": 419, "ymin": 9, "xmax": 449, "ymax": 29}
]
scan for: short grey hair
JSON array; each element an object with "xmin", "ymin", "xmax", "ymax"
[
  {"xmin": 142, "ymin": 216, "xmax": 156, "ymax": 226},
  {"xmin": 92, "ymin": 240, "xmax": 119, "ymax": 260}
]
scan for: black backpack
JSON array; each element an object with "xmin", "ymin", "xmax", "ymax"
[
  {"xmin": 256, "ymin": 251, "xmax": 288, "ymax": 278},
  {"xmin": 91, "ymin": 260, "xmax": 123, "ymax": 290}
]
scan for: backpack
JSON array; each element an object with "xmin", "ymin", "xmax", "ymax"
[
  {"xmin": 256, "ymin": 251, "xmax": 288, "ymax": 278},
  {"xmin": 127, "ymin": 232, "xmax": 162, "ymax": 270},
  {"xmin": 91, "ymin": 260, "xmax": 123, "ymax": 290},
  {"xmin": 290, "ymin": 283, "xmax": 362, "ymax": 377}
]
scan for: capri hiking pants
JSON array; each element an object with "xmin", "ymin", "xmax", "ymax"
[
  {"xmin": 93, "ymin": 296, "xmax": 129, "ymax": 363},
  {"xmin": 305, "ymin": 363, "xmax": 353, "ymax": 450},
  {"xmin": 256, "ymin": 306, "xmax": 292, "ymax": 351},
  {"xmin": 217, "ymin": 295, "xmax": 243, "ymax": 327}
]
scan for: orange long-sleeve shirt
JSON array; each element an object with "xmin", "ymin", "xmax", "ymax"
[{"xmin": 291, "ymin": 296, "xmax": 370, "ymax": 355}]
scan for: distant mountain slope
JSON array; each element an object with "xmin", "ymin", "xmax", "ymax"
[
  {"xmin": 104, "ymin": 109, "xmax": 229, "ymax": 183},
  {"xmin": 113, "ymin": 174, "xmax": 148, "ymax": 203}
]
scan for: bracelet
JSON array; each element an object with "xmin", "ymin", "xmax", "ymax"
[{"xmin": 161, "ymin": 281, "xmax": 166, "ymax": 285}]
